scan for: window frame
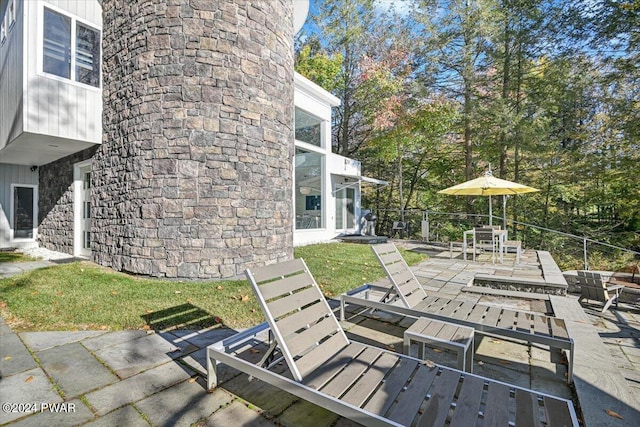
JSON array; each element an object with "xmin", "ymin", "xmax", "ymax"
[
  {"xmin": 38, "ymin": 4, "xmax": 102, "ymax": 90},
  {"xmin": 9, "ymin": 184, "xmax": 39, "ymax": 242},
  {"xmin": 294, "ymin": 106, "xmax": 325, "ymax": 148}
]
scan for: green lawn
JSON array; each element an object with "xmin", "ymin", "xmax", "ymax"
[
  {"xmin": 0, "ymin": 251, "xmax": 39, "ymax": 263},
  {"xmin": 0, "ymin": 243, "xmax": 426, "ymax": 332}
]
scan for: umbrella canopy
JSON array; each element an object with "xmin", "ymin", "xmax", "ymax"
[
  {"xmin": 438, "ymin": 173, "xmax": 540, "ymax": 196},
  {"xmin": 438, "ymin": 171, "xmax": 539, "ymax": 226}
]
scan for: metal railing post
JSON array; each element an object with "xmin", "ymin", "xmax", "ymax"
[
  {"xmin": 421, "ymin": 211, "xmax": 430, "ymax": 242},
  {"xmin": 583, "ymin": 238, "xmax": 588, "ymax": 270}
]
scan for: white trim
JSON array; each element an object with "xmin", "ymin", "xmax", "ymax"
[
  {"xmin": 333, "ymin": 173, "xmax": 388, "ymax": 187},
  {"xmin": 37, "ymin": 1, "xmax": 102, "ymax": 91},
  {"xmin": 9, "ymin": 183, "xmax": 38, "ymax": 242},
  {"xmin": 295, "ymin": 140, "xmax": 327, "ymax": 155},
  {"xmin": 73, "ymin": 160, "xmax": 91, "ymax": 256},
  {"xmin": 294, "ymin": 73, "xmax": 341, "ymax": 107}
]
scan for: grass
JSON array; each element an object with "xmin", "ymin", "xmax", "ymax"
[
  {"xmin": 0, "ymin": 251, "xmax": 39, "ymax": 263},
  {"xmin": 0, "ymin": 243, "xmax": 426, "ymax": 332}
]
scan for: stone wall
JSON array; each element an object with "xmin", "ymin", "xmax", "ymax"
[
  {"xmin": 95, "ymin": 0, "xmax": 295, "ymax": 278},
  {"xmin": 38, "ymin": 147, "xmax": 97, "ymax": 254}
]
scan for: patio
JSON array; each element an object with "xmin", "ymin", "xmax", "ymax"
[{"xmin": 1, "ymin": 243, "xmax": 639, "ymax": 426}]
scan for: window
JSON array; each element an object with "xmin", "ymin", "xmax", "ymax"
[
  {"xmin": 295, "ymin": 107, "xmax": 322, "ymax": 147},
  {"xmin": 8, "ymin": 1, "xmax": 14, "ymax": 25},
  {"xmin": 295, "ymin": 149, "xmax": 324, "ymax": 229},
  {"xmin": 1, "ymin": 0, "xmax": 14, "ymax": 45},
  {"xmin": 44, "ymin": 8, "xmax": 71, "ymax": 79},
  {"xmin": 43, "ymin": 7, "xmax": 100, "ymax": 87},
  {"xmin": 11, "ymin": 185, "xmax": 37, "ymax": 240},
  {"xmin": 76, "ymin": 23, "xmax": 100, "ymax": 86}
]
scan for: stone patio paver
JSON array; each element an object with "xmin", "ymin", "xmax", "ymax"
[
  {"xmin": 92, "ymin": 332, "xmax": 194, "ymax": 379},
  {"xmin": 0, "ymin": 368, "xmax": 62, "ymax": 424},
  {"xmin": 134, "ymin": 379, "xmax": 233, "ymax": 427},
  {"xmin": 20, "ymin": 331, "xmax": 107, "ymax": 352},
  {"xmin": 84, "ymin": 360, "xmax": 194, "ymax": 415},
  {"xmin": 0, "ymin": 332, "xmax": 37, "ymax": 377},
  {"xmin": 81, "ymin": 404, "xmax": 150, "ymax": 427},
  {"xmin": 221, "ymin": 369, "xmax": 299, "ymax": 416},
  {"xmin": 37, "ymin": 342, "xmax": 119, "ymax": 398},
  {"xmin": 277, "ymin": 399, "xmax": 340, "ymax": 427},
  {"xmin": 205, "ymin": 400, "xmax": 277, "ymax": 427},
  {"xmin": 8, "ymin": 399, "xmax": 93, "ymax": 427},
  {"xmin": 81, "ymin": 330, "xmax": 150, "ymax": 352}
]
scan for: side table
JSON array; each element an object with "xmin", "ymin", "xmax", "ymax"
[{"xmin": 404, "ymin": 317, "xmax": 475, "ymax": 372}]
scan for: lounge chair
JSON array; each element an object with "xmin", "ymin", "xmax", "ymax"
[
  {"xmin": 340, "ymin": 243, "xmax": 574, "ymax": 383},
  {"xmin": 207, "ymin": 258, "xmax": 579, "ymax": 426},
  {"xmin": 577, "ymin": 270, "xmax": 625, "ymax": 312}
]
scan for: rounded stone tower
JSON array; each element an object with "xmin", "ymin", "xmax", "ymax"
[{"xmin": 94, "ymin": 0, "xmax": 295, "ymax": 278}]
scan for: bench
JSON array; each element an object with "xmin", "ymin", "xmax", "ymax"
[
  {"xmin": 462, "ymin": 285, "xmax": 551, "ymax": 300},
  {"xmin": 503, "ymin": 240, "xmax": 522, "ymax": 264},
  {"xmin": 538, "ymin": 251, "xmax": 568, "ymax": 288},
  {"xmin": 473, "ymin": 273, "xmax": 568, "ymax": 295}
]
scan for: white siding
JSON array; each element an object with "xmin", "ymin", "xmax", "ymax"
[
  {"xmin": 0, "ymin": 0, "xmax": 25, "ymax": 150},
  {"xmin": 0, "ymin": 163, "xmax": 39, "ymax": 248},
  {"xmin": 23, "ymin": 0, "xmax": 102, "ymax": 144}
]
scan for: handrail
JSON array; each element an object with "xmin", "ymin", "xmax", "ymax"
[{"xmin": 368, "ymin": 208, "xmax": 640, "ymax": 270}]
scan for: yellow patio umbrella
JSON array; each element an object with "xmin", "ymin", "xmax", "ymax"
[{"xmin": 438, "ymin": 170, "xmax": 539, "ymax": 227}]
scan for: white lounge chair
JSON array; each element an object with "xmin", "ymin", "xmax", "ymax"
[
  {"xmin": 207, "ymin": 258, "xmax": 579, "ymax": 426},
  {"xmin": 340, "ymin": 243, "xmax": 575, "ymax": 383}
]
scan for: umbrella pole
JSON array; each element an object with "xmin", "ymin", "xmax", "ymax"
[
  {"xmin": 489, "ymin": 195, "xmax": 492, "ymax": 226},
  {"xmin": 503, "ymin": 195, "xmax": 507, "ymax": 231}
]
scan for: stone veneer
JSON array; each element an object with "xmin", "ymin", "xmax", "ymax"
[
  {"xmin": 94, "ymin": 0, "xmax": 295, "ymax": 278},
  {"xmin": 38, "ymin": 147, "xmax": 98, "ymax": 254}
]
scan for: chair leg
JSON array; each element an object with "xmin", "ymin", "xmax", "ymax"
[{"xmin": 603, "ymin": 298, "xmax": 615, "ymax": 312}]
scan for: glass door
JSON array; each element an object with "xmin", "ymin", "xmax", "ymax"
[
  {"xmin": 12, "ymin": 186, "xmax": 37, "ymax": 239},
  {"xmin": 80, "ymin": 168, "xmax": 91, "ymax": 257},
  {"xmin": 335, "ymin": 187, "xmax": 355, "ymax": 231}
]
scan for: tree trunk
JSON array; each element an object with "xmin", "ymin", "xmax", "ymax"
[{"xmin": 499, "ymin": 1, "xmax": 511, "ymax": 179}]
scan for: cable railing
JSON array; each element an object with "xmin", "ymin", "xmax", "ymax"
[{"xmin": 369, "ymin": 209, "xmax": 640, "ymax": 272}]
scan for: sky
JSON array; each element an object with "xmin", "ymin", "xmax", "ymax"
[{"xmin": 307, "ymin": 0, "xmax": 412, "ymax": 18}]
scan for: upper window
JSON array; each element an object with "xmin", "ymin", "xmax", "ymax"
[
  {"xmin": 7, "ymin": 0, "xmax": 15, "ymax": 27},
  {"xmin": 1, "ymin": 0, "xmax": 14, "ymax": 45},
  {"xmin": 43, "ymin": 7, "xmax": 100, "ymax": 88},
  {"xmin": 295, "ymin": 107, "xmax": 322, "ymax": 147},
  {"xmin": 44, "ymin": 9, "xmax": 71, "ymax": 79}
]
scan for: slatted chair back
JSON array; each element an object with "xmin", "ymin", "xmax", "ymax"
[
  {"xmin": 474, "ymin": 227, "xmax": 496, "ymax": 248},
  {"xmin": 246, "ymin": 258, "xmax": 349, "ymax": 382},
  {"xmin": 577, "ymin": 270, "xmax": 604, "ymax": 301},
  {"xmin": 371, "ymin": 243, "xmax": 427, "ymax": 308},
  {"xmin": 584, "ymin": 271, "xmax": 610, "ymax": 300}
]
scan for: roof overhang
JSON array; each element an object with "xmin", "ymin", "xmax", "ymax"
[
  {"xmin": 0, "ymin": 133, "xmax": 99, "ymax": 166},
  {"xmin": 333, "ymin": 173, "xmax": 388, "ymax": 190}
]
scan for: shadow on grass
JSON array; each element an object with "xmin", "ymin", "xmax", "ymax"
[{"xmin": 141, "ymin": 303, "xmax": 222, "ymax": 332}]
